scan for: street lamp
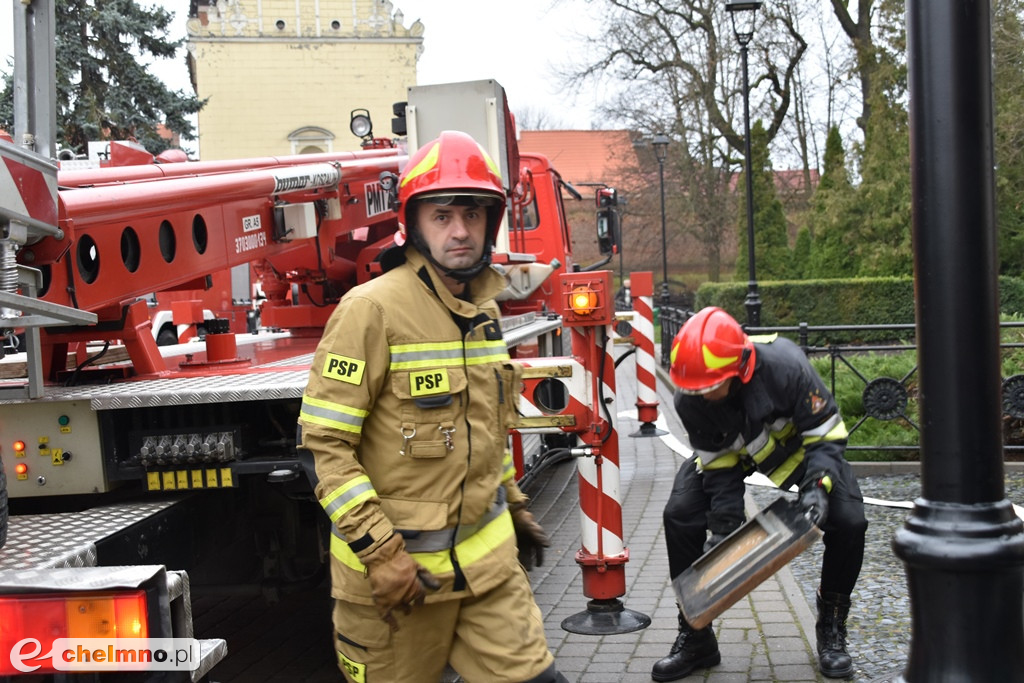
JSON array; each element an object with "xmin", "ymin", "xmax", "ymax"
[
  {"xmin": 652, "ymin": 133, "xmax": 670, "ymax": 306},
  {"xmin": 726, "ymin": 0, "xmax": 762, "ymax": 327}
]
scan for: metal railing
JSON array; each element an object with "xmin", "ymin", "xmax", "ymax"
[{"xmin": 657, "ymin": 308, "xmax": 1024, "ymax": 457}]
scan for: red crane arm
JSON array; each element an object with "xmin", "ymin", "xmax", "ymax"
[
  {"xmin": 20, "ymin": 154, "xmax": 404, "ymax": 314},
  {"xmin": 57, "ymin": 148, "xmax": 400, "ymax": 189}
]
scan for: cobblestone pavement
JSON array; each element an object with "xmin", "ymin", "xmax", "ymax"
[{"xmin": 748, "ymin": 472, "xmax": 1024, "ymax": 682}]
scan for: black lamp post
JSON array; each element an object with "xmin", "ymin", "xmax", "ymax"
[
  {"xmin": 652, "ymin": 134, "xmax": 670, "ymax": 306},
  {"xmin": 892, "ymin": 1, "xmax": 1024, "ymax": 679},
  {"xmin": 726, "ymin": 0, "xmax": 762, "ymax": 327}
]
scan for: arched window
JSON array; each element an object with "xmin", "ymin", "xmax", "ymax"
[{"xmin": 288, "ymin": 126, "xmax": 335, "ymax": 155}]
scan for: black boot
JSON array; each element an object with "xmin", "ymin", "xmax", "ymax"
[
  {"xmin": 651, "ymin": 613, "xmax": 720, "ymax": 682},
  {"xmin": 816, "ymin": 590, "xmax": 854, "ymax": 678}
]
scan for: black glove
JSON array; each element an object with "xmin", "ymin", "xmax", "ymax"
[
  {"xmin": 799, "ymin": 471, "xmax": 833, "ymax": 527},
  {"xmin": 702, "ymin": 515, "xmax": 741, "ymax": 554},
  {"xmin": 510, "ymin": 502, "xmax": 550, "ymax": 570},
  {"xmin": 703, "ymin": 533, "xmax": 728, "ymax": 554}
]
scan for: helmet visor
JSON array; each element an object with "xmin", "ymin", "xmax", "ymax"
[
  {"xmin": 418, "ymin": 190, "xmax": 502, "ymax": 207},
  {"xmin": 676, "ymin": 377, "xmax": 731, "ymax": 396}
]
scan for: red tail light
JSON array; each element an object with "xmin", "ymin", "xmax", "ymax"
[{"xmin": 0, "ymin": 591, "xmax": 148, "ymax": 675}]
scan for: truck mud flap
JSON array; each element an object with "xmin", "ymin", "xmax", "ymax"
[{"xmin": 673, "ymin": 497, "xmax": 822, "ymax": 629}]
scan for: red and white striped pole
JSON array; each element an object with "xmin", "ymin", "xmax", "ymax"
[
  {"xmin": 559, "ymin": 270, "xmax": 650, "ymax": 635},
  {"xmin": 572, "ymin": 317, "xmax": 625, "ymax": 596},
  {"xmin": 628, "ymin": 271, "xmax": 666, "ymax": 437}
]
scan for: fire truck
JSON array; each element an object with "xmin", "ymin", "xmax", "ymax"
[{"xmin": 0, "ymin": 8, "xmax": 624, "ymax": 677}]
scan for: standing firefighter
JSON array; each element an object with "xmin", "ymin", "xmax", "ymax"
[
  {"xmin": 654, "ymin": 307, "xmax": 868, "ymax": 681},
  {"xmin": 299, "ymin": 130, "xmax": 566, "ymax": 683}
]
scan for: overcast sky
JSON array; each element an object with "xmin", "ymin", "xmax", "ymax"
[
  {"xmin": 386, "ymin": 0, "xmax": 607, "ymax": 128},
  {"xmin": 1, "ymin": 0, "xmax": 609, "ymax": 130}
]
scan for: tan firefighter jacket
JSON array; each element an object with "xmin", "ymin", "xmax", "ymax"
[{"xmin": 298, "ymin": 246, "xmax": 526, "ymax": 605}]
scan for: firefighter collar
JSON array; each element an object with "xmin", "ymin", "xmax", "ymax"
[{"xmin": 405, "ymin": 246, "xmax": 506, "ymax": 315}]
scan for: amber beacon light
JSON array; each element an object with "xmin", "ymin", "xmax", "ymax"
[{"xmin": 560, "ymin": 271, "xmax": 613, "ymax": 327}]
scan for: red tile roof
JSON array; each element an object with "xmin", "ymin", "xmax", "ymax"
[
  {"xmin": 518, "ymin": 130, "xmax": 639, "ymax": 188},
  {"xmin": 728, "ymin": 166, "xmax": 821, "ymax": 196},
  {"xmin": 522, "ymin": 130, "xmax": 820, "ymax": 199}
]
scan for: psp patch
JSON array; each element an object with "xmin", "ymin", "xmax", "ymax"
[
  {"xmin": 409, "ymin": 368, "xmax": 450, "ymax": 396},
  {"xmin": 322, "ymin": 353, "xmax": 366, "ymax": 385},
  {"xmin": 337, "ymin": 651, "xmax": 366, "ymax": 683}
]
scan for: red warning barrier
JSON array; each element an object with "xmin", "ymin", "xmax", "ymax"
[
  {"xmin": 558, "ymin": 271, "xmax": 649, "ymax": 635},
  {"xmin": 628, "ymin": 272, "xmax": 665, "ymax": 437}
]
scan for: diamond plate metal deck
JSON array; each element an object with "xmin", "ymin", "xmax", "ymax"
[
  {"xmin": 0, "ymin": 368, "xmax": 311, "ymax": 409},
  {"xmin": 0, "ymin": 500, "xmax": 176, "ymax": 570}
]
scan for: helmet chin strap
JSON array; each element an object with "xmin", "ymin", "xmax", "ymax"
[{"xmin": 407, "ymin": 229, "xmax": 494, "ymax": 283}]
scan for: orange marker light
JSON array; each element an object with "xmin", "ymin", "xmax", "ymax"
[
  {"xmin": 561, "ymin": 271, "xmax": 613, "ymax": 327},
  {"xmin": 569, "ymin": 286, "xmax": 599, "ymax": 316},
  {"xmin": 14, "ymin": 462, "xmax": 27, "ymax": 476},
  {"xmin": 12, "ymin": 440, "xmax": 26, "ymax": 454}
]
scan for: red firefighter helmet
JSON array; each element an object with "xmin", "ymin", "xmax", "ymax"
[
  {"xmin": 669, "ymin": 307, "xmax": 756, "ymax": 394},
  {"xmin": 397, "ymin": 130, "xmax": 506, "ymax": 241}
]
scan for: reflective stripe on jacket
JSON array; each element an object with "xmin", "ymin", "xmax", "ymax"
[{"xmin": 299, "ymin": 246, "xmax": 525, "ymax": 604}]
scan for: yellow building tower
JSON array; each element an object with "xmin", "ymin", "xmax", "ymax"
[{"xmin": 185, "ymin": 0, "xmax": 423, "ymax": 160}]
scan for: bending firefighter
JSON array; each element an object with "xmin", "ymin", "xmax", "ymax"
[
  {"xmin": 654, "ymin": 307, "xmax": 868, "ymax": 681},
  {"xmin": 299, "ymin": 130, "xmax": 566, "ymax": 683}
]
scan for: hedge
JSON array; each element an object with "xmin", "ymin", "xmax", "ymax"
[{"xmin": 695, "ymin": 275, "xmax": 1024, "ymax": 336}]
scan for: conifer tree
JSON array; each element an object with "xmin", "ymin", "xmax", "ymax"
[
  {"xmin": 792, "ymin": 226, "xmax": 812, "ymax": 279},
  {"xmin": 735, "ymin": 121, "xmax": 793, "ymax": 282},
  {"xmin": 852, "ymin": 69, "xmax": 913, "ymax": 277},
  {"xmin": 994, "ymin": 0, "xmax": 1024, "ymax": 276},
  {"xmin": 0, "ymin": 0, "xmax": 202, "ymax": 155},
  {"xmin": 806, "ymin": 126, "xmax": 859, "ymax": 278}
]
